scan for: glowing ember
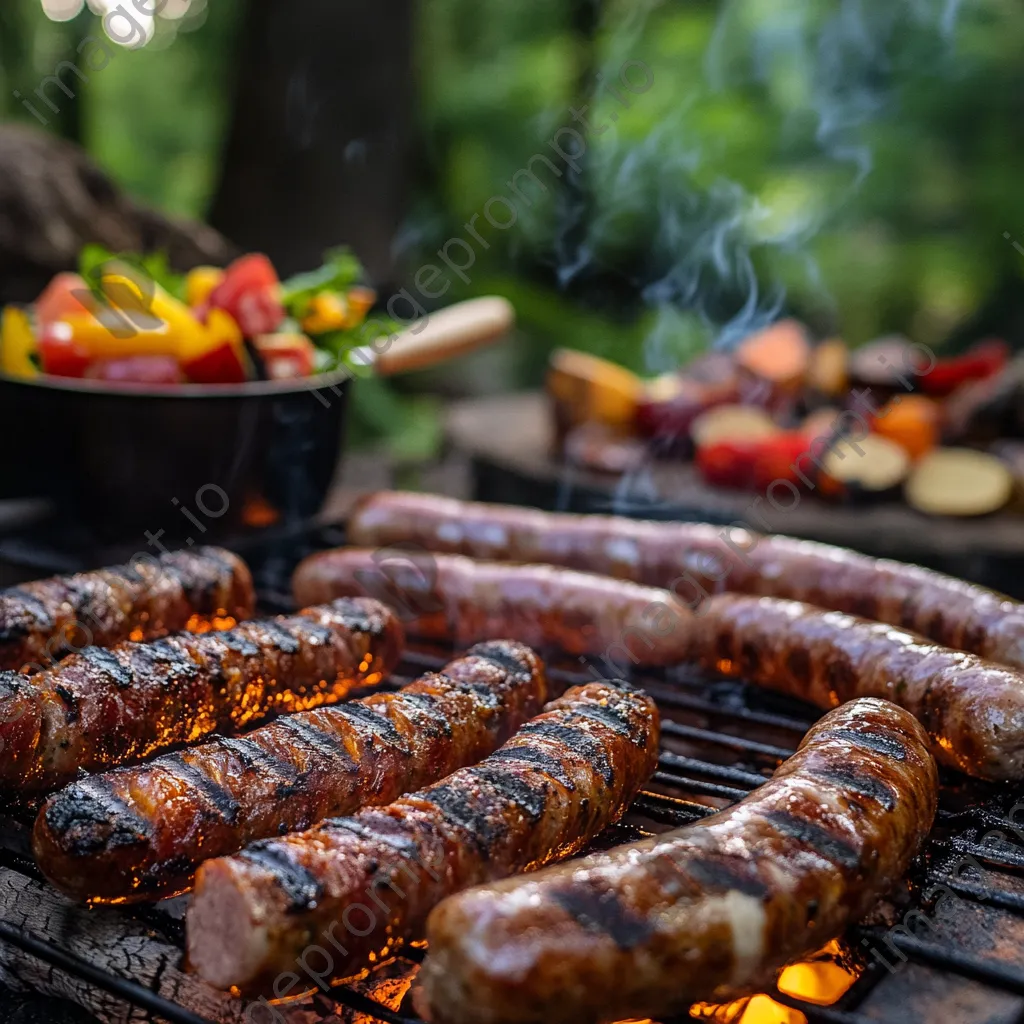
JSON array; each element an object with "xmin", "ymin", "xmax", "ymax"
[
  {"xmin": 692, "ymin": 941, "xmax": 858, "ymax": 1024},
  {"xmin": 777, "ymin": 940, "xmax": 857, "ymax": 1005},
  {"xmin": 185, "ymin": 612, "xmax": 239, "ymax": 634}
]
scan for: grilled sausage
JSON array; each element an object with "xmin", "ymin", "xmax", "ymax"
[
  {"xmin": 693, "ymin": 594, "xmax": 1024, "ymax": 781},
  {"xmin": 1, "ymin": 598, "xmax": 403, "ymax": 796},
  {"xmin": 297, "ymin": 545, "xmax": 1024, "ymax": 781},
  {"xmin": 0, "ymin": 547, "xmax": 255, "ymax": 673},
  {"xmin": 34, "ymin": 640, "xmax": 547, "ymax": 903},
  {"xmin": 293, "ymin": 549, "xmax": 689, "ymax": 666},
  {"xmin": 187, "ymin": 679, "xmax": 660, "ymax": 993},
  {"xmin": 349, "ymin": 491, "xmax": 1024, "ymax": 670},
  {"xmin": 416, "ymin": 698, "xmax": 937, "ymax": 1024}
]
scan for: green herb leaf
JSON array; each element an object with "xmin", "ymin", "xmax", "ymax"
[
  {"xmin": 77, "ymin": 246, "xmax": 187, "ymax": 303},
  {"xmin": 280, "ymin": 247, "xmax": 366, "ymax": 319}
]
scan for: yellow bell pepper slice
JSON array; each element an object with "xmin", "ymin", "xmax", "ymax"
[
  {"xmin": 56, "ymin": 275, "xmax": 209, "ymax": 360},
  {"xmin": 0, "ymin": 307, "xmax": 39, "ymax": 379},
  {"xmin": 186, "ymin": 266, "xmax": 225, "ymax": 308},
  {"xmin": 178, "ymin": 307, "xmax": 245, "ymax": 364},
  {"xmin": 345, "ymin": 286, "xmax": 376, "ymax": 328},
  {"xmin": 301, "ymin": 292, "xmax": 349, "ymax": 335}
]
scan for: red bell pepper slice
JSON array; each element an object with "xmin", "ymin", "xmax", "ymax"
[
  {"xmin": 182, "ymin": 340, "xmax": 250, "ymax": 385},
  {"xmin": 919, "ymin": 339, "xmax": 1008, "ymax": 397}
]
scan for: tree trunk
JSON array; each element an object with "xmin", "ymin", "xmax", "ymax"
[
  {"xmin": 0, "ymin": 126, "xmax": 236, "ymax": 305},
  {"xmin": 207, "ymin": 0, "xmax": 417, "ymax": 284}
]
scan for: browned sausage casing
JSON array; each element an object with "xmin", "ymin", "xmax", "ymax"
[
  {"xmin": 34, "ymin": 640, "xmax": 546, "ymax": 903},
  {"xmin": 187, "ymin": 678, "xmax": 659, "ymax": 994},
  {"xmin": 293, "ymin": 548, "xmax": 689, "ymax": 666},
  {"xmin": 1, "ymin": 597, "xmax": 403, "ymax": 796},
  {"xmin": 296, "ymin": 544, "xmax": 1024, "ymax": 781},
  {"xmin": 417, "ymin": 698, "xmax": 938, "ymax": 1024},
  {"xmin": 349, "ymin": 491, "xmax": 1024, "ymax": 670},
  {"xmin": 0, "ymin": 547, "xmax": 255, "ymax": 673},
  {"xmin": 695, "ymin": 594, "xmax": 1024, "ymax": 781}
]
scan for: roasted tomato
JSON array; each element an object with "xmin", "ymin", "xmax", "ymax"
[
  {"xmin": 207, "ymin": 254, "xmax": 285, "ymax": 337},
  {"xmin": 37, "ymin": 321, "xmax": 91, "ymax": 378}
]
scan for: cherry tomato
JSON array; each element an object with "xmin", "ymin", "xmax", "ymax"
[
  {"xmin": 38, "ymin": 321, "xmax": 91, "ymax": 378},
  {"xmin": 207, "ymin": 254, "xmax": 284, "ymax": 337},
  {"xmin": 36, "ymin": 273, "xmax": 94, "ymax": 326}
]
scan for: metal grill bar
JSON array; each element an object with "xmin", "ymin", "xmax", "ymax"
[
  {"xmin": 632, "ymin": 688, "xmax": 813, "ymax": 733},
  {"xmin": 944, "ymin": 839, "xmax": 1024, "ymax": 872},
  {"xmin": 657, "ymin": 751, "xmax": 767, "ymax": 788},
  {"xmin": 660, "ymin": 720, "xmax": 795, "ymax": 759},
  {"xmin": 886, "ymin": 933, "xmax": 1024, "ymax": 995},
  {"xmin": 4, "ymin": 595, "xmax": 1024, "ymax": 1024}
]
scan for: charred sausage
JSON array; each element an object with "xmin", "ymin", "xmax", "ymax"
[
  {"xmin": 187, "ymin": 678, "xmax": 659, "ymax": 993},
  {"xmin": 693, "ymin": 594, "xmax": 1024, "ymax": 781},
  {"xmin": 34, "ymin": 640, "xmax": 546, "ymax": 903},
  {"xmin": 416, "ymin": 698, "xmax": 937, "ymax": 1024},
  {"xmin": 293, "ymin": 548, "xmax": 689, "ymax": 666},
  {"xmin": 349, "ymin": 491, "xmax": 1024, "ymax": 670},
  {"xmin": 0, "ymin": 547, "xmax": 255, "ymax": 673},
  {"xmin": 296, "ymin": 545, "xmax": 1024, "ymax": 781},
  {"xmin": 1, "ymin": 597, "xmax": 403, "ymax": 796}
]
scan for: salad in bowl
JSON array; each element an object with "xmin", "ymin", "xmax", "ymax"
[{"xmin": 0, "ymin": 246, "xmax": 387, "ymax": 386}]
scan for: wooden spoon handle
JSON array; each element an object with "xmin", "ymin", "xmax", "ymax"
[{"xmin": 366, "ymin": 296, "xmax": 515, "ymax": 377}]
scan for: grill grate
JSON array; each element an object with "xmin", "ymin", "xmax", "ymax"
[{"xmin": 2, "ymin": 527, "xmax": 1024, "ymax": 1023}]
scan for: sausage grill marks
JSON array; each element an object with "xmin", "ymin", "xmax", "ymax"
[
  {"xmin": 34, "ymin": 640, "xmax": 547, "ymax": 903},
  {"xmin": 293, "ymin": 543, "xmax": 1024, "ymax": 782},
  {"xmin": 187, "ymin": 678, "xmax": 660, "ymax": 993},
  {"xmin": 416, "ymin": 698, "xmax": 938, "ymax": 1024},
  {"xmin": 694, "ymin": 594, "xmax": 1024, "ymax": 781},
  {"xmin": 349, "ymin": 491, "xmax": 1024, "ymax": 671},
  {"xmin": 0, "ymin": 547, "xmax": 255, "ymax": 673},
  {"xmin": 292, "ymin": 548, "xmax": 690, "ymax": 666},
  {"xmin": 2, "ymin": 597, "xmax": 403, "ymax": 796}
]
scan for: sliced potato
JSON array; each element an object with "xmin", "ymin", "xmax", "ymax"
[
  {"xmin": 690, "ymin": 404, "xmax": 779, "ymax": 449},
  {"xmin": 905, "ymin": 448, "xmax": 1013, "ymax": 517},
  {"xmin": 820, "ymin": 434, "xmax": 910, "ymax": 497}
]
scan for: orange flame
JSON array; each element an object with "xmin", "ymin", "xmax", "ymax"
[{"xmin": 691, "ymin": 941, "xmax": 857, "ymax": 1024}]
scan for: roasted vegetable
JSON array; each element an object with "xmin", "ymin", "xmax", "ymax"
[
  {"xmin": 872, "ymin": 395, "xmax": 940, "ymax": 460},
  {"xmin": 905, "ymin": 448, "xmax": 1012, "ymax": 517},
  {"xmin": 690, "ymin": 403, "xmax": 778, "ymax": 449},
  {"xmin": 919, "ymin": 339, "xmax": 1009, "ymax": 397},
  {"xmin": 735, "ymin": 319, "xmax": 810, "ymax": 389},
  {"xmin": 547, "ymin": 348, "xmax": 644, "ymax": 434},
  {"xmin": 819, "ymin": 434, "xmax": 910, "ymax": 500},
  {"xmin": 807, "ymin": 337, "xmax": 848, "ymax": 398}
]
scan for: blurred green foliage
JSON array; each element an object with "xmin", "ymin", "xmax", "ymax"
[
  {"xmin": 414, "ymin": 0, "xmax": 1024, "ymax": 370},
  {"xmin": 0, "ymin": 0, "xmax": 238, "ymax": 216},
  {"xmin": 3, "ymin": 0, "xmax": 1024, "ymax": 454}
]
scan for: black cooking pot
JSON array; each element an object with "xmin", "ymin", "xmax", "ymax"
[
  {"xmin": 0, "ymin": 297, "xmax": 513, "ymax": 543},
  {"xmin": 0, "ymin": 371, "xmax": 351, "ymax": 542}
]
